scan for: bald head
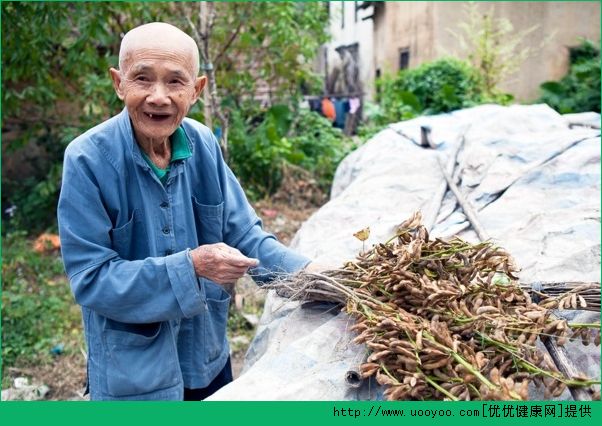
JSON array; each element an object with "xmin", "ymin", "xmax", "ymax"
[{"xmin": 118, "ymin": 22, "xmax": 200, "ymax": 78}]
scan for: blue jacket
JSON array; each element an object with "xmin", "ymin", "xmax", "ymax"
[{"xmin": 57, "ymin": 109, "xmax": 310, "ymax": 400}]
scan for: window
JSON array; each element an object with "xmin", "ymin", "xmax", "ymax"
[{"xmin": 399, "ymin": 48, "xmax": 410, "ymax": 70}]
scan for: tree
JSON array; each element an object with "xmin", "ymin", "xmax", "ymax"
[
  {"xmin": 2, "ymin": 2, "xmax": 167, "ymax": 232},
  {"xmin": 2, "ymin": 2, "xmax": 331, "ymax": 232},
  {"xmin": 176, "ymin": 1, "xmax": 329, "ymax": 161},
  {"xmin": 177, "ymin": 2, "xmax": 255, "ymax": 161},
  {"xmin": 448, "ymin": 3, "xmax": 544, "ymax": 100}
]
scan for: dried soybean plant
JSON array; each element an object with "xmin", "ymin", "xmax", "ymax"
[
  {"xmin": 537, "ymin": 283, "xmax": 601, "ymax": 312},
  {"xmin": 268, "ymin": 212, "xmax": 601, "ymax": 400}
]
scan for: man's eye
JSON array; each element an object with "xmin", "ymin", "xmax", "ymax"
[
  {"xmin": 169, "ymin": 80, "xmax": 184, "ymax": 85},
  {"xmin": 135, "ymin": 76, "xmax": 149, "ymax": 82}
]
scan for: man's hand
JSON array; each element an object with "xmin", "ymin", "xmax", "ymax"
[{"xmin": 190, "ymin": 243, "xmax": 259, "ymax": 285}]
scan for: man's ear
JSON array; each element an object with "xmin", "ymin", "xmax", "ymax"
[
  {"xmin": 191, "ymin": 76, "xmax": 208, "ymax": 105},
  {"xmin": 109, "ymin": 68, "xmax": 125, "ymax": 100}
]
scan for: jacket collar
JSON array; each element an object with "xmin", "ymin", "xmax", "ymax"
[{"xmin": 116, "ymin": 108, "xmax": 194, "ymax": 170}]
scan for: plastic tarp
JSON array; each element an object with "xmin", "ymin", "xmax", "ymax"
[{"xmin": 209, "ymin": 104, "xmax": 601, "ymax": 400}]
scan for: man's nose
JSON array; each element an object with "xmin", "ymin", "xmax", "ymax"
[{"xmin": 146, "ymin": 83, "xmax": 171, "ymax": 106}]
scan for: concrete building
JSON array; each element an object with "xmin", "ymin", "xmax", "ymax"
[
  {"xmin": 325, "ymin": 1, "xmax": 600, "ymax": 102},
  {"xmin": 322, "ymin": 2, "xmax": 375, "ymax": 98}
]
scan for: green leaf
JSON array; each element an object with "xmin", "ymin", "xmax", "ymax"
[
  {"xmin": 441, "ymin": 84, "xmax": 459, "ymax": 106},
  {"xmin": 540, "ymin": 81, "xmax": 565, "ymax": 95},
  {"xmin": 399, "ymin": 90, "xmax": 422, "ymax": 112}
]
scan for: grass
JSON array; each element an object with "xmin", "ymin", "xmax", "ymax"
[
  {"xmin": 1, "ymin": 231, "xmax": 84, "ymax": 389},
  {"xmin": 226, "ymin": 277, "xmax": 268, "ymax": 373}
]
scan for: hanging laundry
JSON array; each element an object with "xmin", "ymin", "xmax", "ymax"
[
  {"xmin": 333, "ymin": 98, "xmax": 350, "ymax": 129},
  {"xmin": 349, "ymin": 97, "xmax": 361, "ymax": 115},
  {"xmin": 308, "ymin": 98, "xmax": 322, "ymax": 114},
  {"xmin": 321, "ymin": 97, "xmax": 336, "ymax": 122}
]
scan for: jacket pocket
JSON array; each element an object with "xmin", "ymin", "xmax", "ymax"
[
  {"xmin": 191, "ymin": 197, "xmax": 224, "ymax": 245},
  {"xmin": 103, "ymin": 321, "xmax": 180, "ymax": 397},
  {"xmin": 110, "ymin": 210, "xmax": 146, "ymax": 260},
  {"xmin": 203, "ymin": 281, "xmax": 231, "ymax": 363}
]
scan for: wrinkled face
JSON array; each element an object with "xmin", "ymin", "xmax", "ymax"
[{"xmin": 110, "ymin": 47, "xmax": 205, "ymax": 144}]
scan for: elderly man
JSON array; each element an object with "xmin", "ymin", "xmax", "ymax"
[{"xmin": 58, "ymin": 22, "xmax": 314, "ymax": 401}]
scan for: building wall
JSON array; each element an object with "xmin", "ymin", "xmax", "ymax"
[
  {"xmin": 434, "ymin": 2, "xmax": 601, "ymax": 101},
  {"xmin": 373, "ymin": 2, "xmax": 435, "ymax": 78},
  {"xmin": 373, "ymin": 1, "xmax": 600, "ymax": 102},
  {"xmin": 325, "ymin": 1, "xmax": 375, "ymax": 99}
]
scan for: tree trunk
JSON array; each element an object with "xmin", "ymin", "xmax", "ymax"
[{"xmin": 183, "ymin": 1, "xmax": 230, "ymax": 161}]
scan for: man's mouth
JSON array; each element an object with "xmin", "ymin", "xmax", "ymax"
[{"xmin": 145, "ymin": 112, "xmax": 171, "ymax": 122}]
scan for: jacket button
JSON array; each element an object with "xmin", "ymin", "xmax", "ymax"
[
  {"xmin": 160, "ymin": 201, "xmax": 169, "ymax": 208},
  {"xmin": 162, "ymin": 227, "xmax": 170, "ymax": 235}
]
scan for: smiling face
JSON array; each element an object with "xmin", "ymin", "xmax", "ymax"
[{"xmin": 110, "ymin": 23, "xmax": 206, "ymax": 145}]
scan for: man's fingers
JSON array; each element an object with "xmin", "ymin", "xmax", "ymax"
[
  {"xmin": 214, "ymin": 244, "xmax": 258, "ymax": 267},
  {"xmin": 225, "ymin": 272, "xmax": 247, "ymax": 281},
  {"xmin": 223, "ymin": 266, "xmax": 251, "ymax": 277},
  {"xmin": 191, "ymin": 243, "xmax": 259, "ymax": 281},
  {"xmin": 216, "ymin": 269, "xmax": 250, "ymax": 284},
  {"xmin": 224, "ymin": 254, "xmax": 259, "ymax": 268}
]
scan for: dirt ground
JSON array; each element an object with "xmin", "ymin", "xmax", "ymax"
[{"xmin": 3, "ymin": 198, "xmax": 319, "ymax": 400}]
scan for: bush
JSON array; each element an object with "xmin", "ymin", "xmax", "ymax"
[
  {"xmin": 363, "ymin": 58, "xmax": 514, "ymax": 132},
  {"xmin": 375, "ymin": 58, "xmax": 489, "ymax": 125},
  {"xmin": 1, "ymin": 233, "xmax": 83, "ymax": 370},
  {"xmin": 228, "ymin": 106, "xmax": 353, "ymax": 199},
  {"xmin": 287, "ymin": 109, "xmax": 355, "ymax": 191},
  {"xmin": 228, "ymin": 104, "xmax": 294, "ymax": 199},
  {"xmin": 539, "ymin": 39, "xmax": 600, "ymax": 114}
]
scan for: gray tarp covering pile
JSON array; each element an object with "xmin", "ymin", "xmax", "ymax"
[{"xmin": 209, "ymin": 104, "xmax": 601, "ymax": 400}]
